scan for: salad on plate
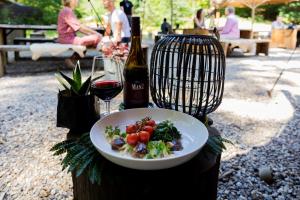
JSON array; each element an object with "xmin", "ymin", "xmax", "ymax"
[{"xmin": 105, "ymin": 117, "xmax": 183, "ymax": 159}]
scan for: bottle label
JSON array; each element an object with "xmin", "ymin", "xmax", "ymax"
[
  {"xmin": 124, "ymin": 79, "xmax": 149, "ymax": 109},
  {"xmin": 132, "ymin": 82, "xmax": 145, "ymax": 90}
]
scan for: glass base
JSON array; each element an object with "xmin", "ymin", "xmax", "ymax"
[{"xmin": 119, "ymin": 102, "xmax": 155, "ymax": 111}]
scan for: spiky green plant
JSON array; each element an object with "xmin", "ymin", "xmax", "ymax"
[{"xmin": 55, "ymin": 61, "xmax": 91, "ymax": 96}]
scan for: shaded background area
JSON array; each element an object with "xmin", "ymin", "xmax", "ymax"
[{"xmin": 0, "ymin": 0, "xmax": 42, "ymax": 24}]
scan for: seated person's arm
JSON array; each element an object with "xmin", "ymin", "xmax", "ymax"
[
  {"xmin": 114, "ymin": 21, "xmax": 123, "ymax": 43},
  {"xmin": 78, "ymin": 25, "xmax": 99, "ymax": 35},
  {"xmin": 220, "ymin": 19, "xmax": 235, "ymax": 34},
  {"xmin": 105, "ymin": 24, "xmax": 112, "ymax": 36}
]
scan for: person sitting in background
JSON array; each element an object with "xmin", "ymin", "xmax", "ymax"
[
  {"xmin": 218, "ymin": 7, "xmax": 240, "ymax": 39},
  {"xmin": 194, "ymin": 9, "xmax": 206, "ymax": 29},
  {"xmin": 57, "ymin": 0, "xmax": 102, "ymax": 67},
  {"xmin": 102, "ymin": 0, "xmax": 131, "ymax": 43},
  {"xmin": 58, "ymin": 0, "xmax": 102, "ymax": 46},
  {"xmin": 161, "ymin": 18, "xmax": 172, "ymax": 34},
  {"xmin": 272, "ymin": 16, "xmax": 285, "ymax": 29}
]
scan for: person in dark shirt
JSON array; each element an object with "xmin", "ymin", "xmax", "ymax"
[
  {"xmin": 120, "ymin": 0, "xmax": 133, "ymax": 26},
  {"xmin": 161, "ymin": 18, "xmax": 172, "ymax": 34}
]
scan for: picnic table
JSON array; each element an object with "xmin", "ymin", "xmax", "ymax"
[
  {"xmin": 0, "ymin": 24, "xmax": 105, "ymax": 77},
  {"xmin": 220, "ymin": 38, "xmax": 270, "ymax": 56},
  {"xmin": 0, "ymin": 24, "xmax": 57, "ymax": 45}
]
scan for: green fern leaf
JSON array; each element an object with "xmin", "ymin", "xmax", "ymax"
[
  {"xmin": 50, "ymin": 140, "xmax": 76, "ymax": 152},
  {"xmin": 79, "ymin": 132, "xmax": 92, "ymax": 144},
  {"xmin": 75, "ymin": 154, "xmax": 95, "ymax": 177},
  {"xmin": 221, "ymin": 137, "xmax": 234, "ymax": 145},
  {"xmin": 61, "ymin": 145, "xmax": 84, "ymax": 170},
  {"xmin": 53, "ymin": 142, "xmax": 77, "ymax": 156},
  {"xmin": 68, "ymin": 148, "xmax": 94, "ymax": 173},
  {"xmin": 206, "ymin": 138, "xmax": 223, "ymax": 154},
  {"xmin": 95, "ymin": 161, "xmax": 104, "ymax": 185},
  {"xmin": 89, "ymin": 161, "xmax": 102, "ymax": 185},
  {"xmin": 211, "ymin": 136, "xmax": 226, "ymax": 150}
]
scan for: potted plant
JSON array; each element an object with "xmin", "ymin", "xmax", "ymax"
[{"xmin": 56, "ymin": 62, "xmax": 99, "ymax": 134}]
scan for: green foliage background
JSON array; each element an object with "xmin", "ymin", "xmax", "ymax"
[
  {"xmin": 279, "ymin": 2, "xmax": 300, "ymax": 24},
  {"xmin": 2, "ymin": 0, "xmax": 211, "ymax": 28},
  {"xmin": 18, "ymin": 0, "xmax": 62, "ymax": 24},
  {"xmin": 1, "ymin": 0, "xmax": 300, "ymax": 28}
]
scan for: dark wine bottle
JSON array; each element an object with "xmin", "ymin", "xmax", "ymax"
[{"xmin": 123, "ymin": 16, "xmax": 149, "ymax": 109}]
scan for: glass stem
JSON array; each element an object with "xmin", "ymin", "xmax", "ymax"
[
  {"xmin": 98, "ymin": 99, "xmax": 101, "ymax": 118},
  {"xmin": 105, "ymin": 100, "xmax": 111, "ymax": 115}
]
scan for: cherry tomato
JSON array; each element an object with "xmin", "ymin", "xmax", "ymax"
[
  {"xmin": 127, "ymin": 133, "xmax": 139, "ymax": 146},
  {"xmin": 126, "ymin": 124, "xmax": 137, "ymax": 134},
  {"xmin": 146, "ymin": 120, "xmax": 156, "ymax": 127},
  {"xmin": 139, "ymin": 131, "xmax": 150, "ymax": 143},
  {"xmin": 143, "ymin": 126, "xmax": 154, "ymax": 136}
]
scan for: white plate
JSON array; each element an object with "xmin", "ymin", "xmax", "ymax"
[{"xmin": 90, "ymin": 108, "xmax": 208, "ymax": 170}]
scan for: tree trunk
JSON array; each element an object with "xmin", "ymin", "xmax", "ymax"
[{"xmin": 251, "ymin": 7, "xmax": 256, "ymax": 39}]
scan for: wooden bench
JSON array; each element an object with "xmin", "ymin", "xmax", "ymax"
[
  {"xmin": 0, "ymin": 44, "xmax": 149, "ymax": 77},
  {"xmin": 13, "ymin": 37, "xmax": 56, "ymax": 59},
  {"xmin": 14, "ymin": 37, "xmax": 56, "ymax": 44},
  {"xmin": 0, "ymin": 45, "xmax": 30, "ymax": 76},
  {"xmin": 220, "ymin": 38, "xmax": 270, "ymax": 57}
]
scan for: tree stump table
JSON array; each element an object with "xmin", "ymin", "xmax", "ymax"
[{"xmin": 68, "ymin": 126, "xmax": 221, "ymax": 200}]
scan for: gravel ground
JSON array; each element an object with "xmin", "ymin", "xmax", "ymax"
[{"xmin": 0, "ymin": 48, "xmax": 300, "ymax": 199}]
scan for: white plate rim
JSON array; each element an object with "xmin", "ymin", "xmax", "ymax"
[{"xmin": 90, "ymin": 108, "xmax": 209, "ymax": 162}]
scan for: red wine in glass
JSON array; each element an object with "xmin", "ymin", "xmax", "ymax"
[{"xmin": 91, "ymin": 80, "xmax": 123, "ymax": 101}]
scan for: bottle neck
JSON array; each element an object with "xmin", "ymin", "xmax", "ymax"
[{"xmin": 125, "ymin": 35, "xmax": 146, "ymax": 68}]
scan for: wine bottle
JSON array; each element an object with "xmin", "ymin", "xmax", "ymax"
[{"xmin": 123, "ymin": 16, "xmax": 149, "ymax": 109}]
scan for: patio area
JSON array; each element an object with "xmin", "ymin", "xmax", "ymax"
[{"xmin": 0, "ymin": 48, "xmax": 299, "ymax": 199}]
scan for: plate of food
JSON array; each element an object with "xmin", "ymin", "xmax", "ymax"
[{"xmin": 90, "ymin": 108, "xmax": 208, "ymax": 170}]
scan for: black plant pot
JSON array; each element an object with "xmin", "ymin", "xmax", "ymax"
[{"xmin": 57, "ymin": 90, "xmax": 99, "ymax": 134}]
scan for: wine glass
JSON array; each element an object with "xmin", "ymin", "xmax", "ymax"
[{"xmin": 91, "ymin": 55, "xmax": 123, "ymax": 115}]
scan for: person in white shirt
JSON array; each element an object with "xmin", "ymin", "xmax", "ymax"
[
  {"xmin": 272, "ymin": 16, "xmax": 285, "ymax": 29},
  {"xmin": 102, "ymin": 0, "xmax": 131, "ymax": 43}
]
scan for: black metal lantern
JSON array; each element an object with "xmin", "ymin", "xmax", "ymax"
[{"xmin": 150, "ymin": 34, "xmax": 226, "ymax": 121}]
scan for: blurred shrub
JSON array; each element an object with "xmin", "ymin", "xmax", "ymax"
[
  {"xmin": 279, "ymin": 2, "xmax": 300, "ymax": 24},
  {"xmin": 18, "ymin": 0, "xmax": 62, "ymax": 24}
]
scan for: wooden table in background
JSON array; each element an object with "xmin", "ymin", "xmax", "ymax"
[
  {"xmin": 0, "ymin": 24, "xmax": 105, "ymax": 77},
  {"xmin": 271, "ymin": 29, "xmax": 299, "ymax": 50},
  {"xmin": 0, "ymin": 24, "xmax": 104, "ymax": 45}
]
